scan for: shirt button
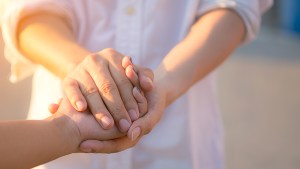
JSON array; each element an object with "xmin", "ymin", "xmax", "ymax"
[{"xmin": 125, "ymin": 6, "xmax": 135, "ymax": 16}]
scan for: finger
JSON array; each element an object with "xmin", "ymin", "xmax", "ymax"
[
  {"xmin": 77, "ymin": 68, "xmax": 114, "ymax": 130},
  {"xmin": 121, "ymin": 56, "xmax": 139, "ymax": 87},
  {"xmin": 48, "ymin": 98, "xmax": 63, "ymax": 114},
  {"xmin": 48, "ymin": 104, "xmax": 59, "ymax": 114},
  {"xmin": 121, "ymin": 56, "xmax": 132, "ymax": 69},
  {"xmin": 103, "ymin": 52, "xmax": 140, "ymax": 123},
  {"xmin": 133, "ymin": 87, "xmax": 147, "ymax": 117},
  {"xmin": 125, "ymin": 65, "xmax": 139, "ymax": 87},
  {"xmin": 127, "ymin": 116, "xmax": 154, "ymax": 141},
  {"xmin": 109, "ymin": 60, "xmax": 140, "ymax": 122},
  {"xmin": 138, "ymin": 72, "xmax": 154, "ymax": 92},
  {"xmin": 87, "ymin": 54, "xmax": 132, "ymax": 132},
  {"xmin": 134, "ymin": 65, "xmax": 154, "ymax": 92},
  {"xmin": 127, "ymin": 93, "xmax": 162, "ymax": 141},
  {"xmin": 80, "ymin": 136, "xmax": 140, "ymax": 153},
  {"xmin": 63, "ymin": 77, "xmax": 87, "ymax": 111}
]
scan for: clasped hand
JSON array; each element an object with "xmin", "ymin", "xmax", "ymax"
[{"xmin": 50, "ymin": 48, "xmax": 167, "ymax": 153}]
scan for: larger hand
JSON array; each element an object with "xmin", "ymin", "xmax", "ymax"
[
  {"xmin": 63, "ymin": 48, "xmax": 139, "ymax": 132},
  {"xmin": 79, "ymin": 81, "xmax": 167, "ymax": 153}
]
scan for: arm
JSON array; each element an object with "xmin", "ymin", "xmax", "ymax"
[
  {"xmin": 17, "ymin": 12, "xmax": 139, "ymax": 132},
  {"xmin": 157, "ymin": 9, "xmax": 245, "ymax": 105},
  {"xmin": 79, "ymin": 9, "xmax": 246, "ymax": 152},
  {"xmin": 0, "ymin": 117, "xmax": 78, "ymax": 169},
  {"xmin": 0, "ymin": 97, "xmax": 126, "ymax": 169},
  {"xmin": 17, "ymin": 12, "xmax": 87, "ymax": 78}
]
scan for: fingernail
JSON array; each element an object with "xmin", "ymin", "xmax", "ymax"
[
  {"xmin": 134, "ymin": 86, "xmax": 142, "ymax": 95},
  {"xmin": 131, "ymin": 127, "xmax": 141, "ymax": 141},
  {"xmin": 100, "ymin": 116, "xmax": 112, "ymax": 129},
  {"xmin": 144, "ymin": 77, "xmax": 153, "ymax": 87},
  {"xmin": 128, "ymin": 56, "xmax": 132, "ymax": 63},
  {"xmin": 133, "ymin": 87, "xmax": 144, "ymax": 99},
  {"xmin": 76, "ymin": 101, "xmax": 85, "ymax": 110},
  {"xmin": 128, "ymin": 109, "xmax": 139, "ymax": 121},
  {"xmin": 119, "ymin": 119, "xmax": 130, "ymax": 132}
]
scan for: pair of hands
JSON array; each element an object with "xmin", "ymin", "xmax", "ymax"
[{"xmin": 50, "ymin": 48, "xmax": 167, "ymax": 153}]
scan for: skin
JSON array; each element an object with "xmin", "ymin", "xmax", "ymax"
[
  {"xmin": 0, "ymin": 98, "xmax": 123, "ymax": 169},
  {"xmin": 0, "ymin": 65, "xmax": 150, "ymax": 169},
  {"xmin": 17, "ymin": 12, "xmax": 154, "ymax": 133},
  {"xmin": 18, "ymin": 8, "xmax": 245, "ymax": 153},
  {"xmin": 78, "ymin": 9, "xmax": 246, "ymax": 152}
]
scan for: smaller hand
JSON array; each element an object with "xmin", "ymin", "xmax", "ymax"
[
  {"xmin": 122, "ymin": 56, "xmax": 154, "ymax": 93},
  {"xmin": 50, "ymin": 97, "xmax": 125, "ymax": 152},
  {"xmin": 121, "ymin": 56, "xmax": 154, "ymax": 115}
]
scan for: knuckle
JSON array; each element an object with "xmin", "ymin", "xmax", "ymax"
[
  {"xmin": 119, "ymin": 76, "xmax": 131, "ymax": 85},
  {"xmin": 143, "ymin": 67, "xmax": 152, "ymax": 73},
  {"xmin": 144, "ymin": 67, "xmax": 154, "ymax": 79},
  {"xmin": 86, "ymin": 54, "xmax": 98, "ymax": 63},
  {"xmin": 83, "ymin": 85, "xmax": 98, "ymax": 96},
  {"xmin": 63, "ymin": 77, "xmax": 77, "ymax": 89},
  {"xmin": 123, "ymin": 97, "xmax": 137, "ymax": 111},
  {"xmin": 99, "ymin": 81, "xmax": 117, "ymax": 95},
  {"xmin": 139, "ymin": 104, "xmax": 148, "ymax": 115},
  {"xmin": 102, "ymin": 48, "xmax": 123, "ymax": 60},
  {"xmin": 102, "ymin": 48, "xmax": 117, "ymax": 54},
  {"xmin": 118, "ymin": 77, "xmax": 133, "ymax": 90},
  {"xmin": 110, "ymin": 106, "xmax": 124, "ymax": 117},
  {"xmin": 86, "ymin": 54, "xmax": 107, "ymax": 68}
]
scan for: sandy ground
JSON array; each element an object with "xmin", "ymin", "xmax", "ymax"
[{"xmin": 0, "ymin": 28, "xmax": 299, "ymax": 168}]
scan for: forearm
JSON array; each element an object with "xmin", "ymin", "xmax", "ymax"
[
  {"xmin": 17, "ymin": 12, "xmax": 90, "ymax": 79},
  {"xmin": 0, "ymin": 115, "xmax": 79, "ymax": 169},
  {"xmin": 156, "ymin": 9, "xmax": 245, "ymax": 105}
]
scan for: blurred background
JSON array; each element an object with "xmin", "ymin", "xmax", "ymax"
[{"xmin": 0, "ymin": 0, "xmax": 299, "ymax": 169}]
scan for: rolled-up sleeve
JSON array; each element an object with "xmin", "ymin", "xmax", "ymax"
[
  {"xmin": 196, "ymin": 0, "xmax": 273, "ymax": 43},
  {"xmin": 1, "ymin": 0, "xmax": 77, "ymax": 82}
]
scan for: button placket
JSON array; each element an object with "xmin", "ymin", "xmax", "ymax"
[{"xmin": 115, "ymin": 0, "xmax": 142, "ymax": 64}]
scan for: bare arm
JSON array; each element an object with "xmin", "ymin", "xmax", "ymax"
[
  {"xmin": 79, "ymin": 9, "xmax": 246, "ymax": 152},
  {"xmin": 157, "ymin": 9, "xmax": 245, "ymax": 105},
  {"xmin": 18, "ymin": 12, "xmax": 88, "ymax": 78},
  {"xmin": 17, "ymin": 12, "xmax": 143, "ymax": 132},
  {"xmin": 0, "ymin": 117, "xmax": 78, "ymax": 169},
  {"xmin": 0, "ymin": 97, "xmax": 127, "ymax": 169}
]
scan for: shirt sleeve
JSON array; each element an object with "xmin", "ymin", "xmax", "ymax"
[
  {"xmin": 1, "ymin": 0, "xmax": 77, "ymax": 82},
  {"xmin": 196, "ymin": 0, "xmax": 273, "ymax": 43}
]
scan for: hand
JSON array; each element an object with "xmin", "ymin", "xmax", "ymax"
[
  {"xmin": 78, "ymin": 63, "xmax": 165, "ymax": 153},
  {"xmin": 50, "ymin": 97, "xmax": 125, "ymax": 152},
  {"xmin": 63, "ymin": 48, "xmax": 140, "ymax": 132},
  {"xmin": 122, "ymin": 56, "xmax": 154, "ymax": 93},
  {"xmin": 78, "ymin": 82, "xmax": 167, "ymax": 153},
  {"xmin": 49, "ymin": 61, "xmax": 155, "ymax": 153}
]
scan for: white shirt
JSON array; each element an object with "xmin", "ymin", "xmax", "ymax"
[{"xmin": 1, "ymin": 0, "xmax": 272, "ymax": 169}]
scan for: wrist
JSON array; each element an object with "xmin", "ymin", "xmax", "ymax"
[
  {"xmin": 47, "ymin": 113, "xmax": 81, "ymax": 153},
  {"xmin": 61, "ymin": 48, "xmax": 91, "ymax": 79},
  {"xmin": 154, "ymin": 68, "xmax": 173, "ymax": 106}
]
